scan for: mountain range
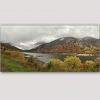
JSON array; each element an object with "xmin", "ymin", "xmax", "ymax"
[
  {"xmin": 27, "ymin": 37, "xmax": 100, "ymax": 53},
  {"xmin": 1, "ymin": 36, "xmax": 100, "ymax": 53}
]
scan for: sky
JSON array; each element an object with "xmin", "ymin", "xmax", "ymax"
[{"xmin": 0, "ymin": 25, "xmax": 99, "ymax": 50}]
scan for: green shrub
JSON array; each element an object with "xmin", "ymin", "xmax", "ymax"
[
  {"xmin": 4, "ymin": 50, "xmax": 11, "ymax": 55},
  {"xmin": 10, "ymin": 51, "xmax": 25, "ymax": 63},
  {"xmin": 47, "ymin": 59, "xmax": 65, "ymax": 71},
  {"xmin": 47, "ymin": 61, "xmax": 54, "ymax": 68},
  {"xmin": 27, "ymin": 56, "xmax": 38, "ymax": 67},
  {"xmin": 27, "ymin": 56, "xmax": 35, "ymax": 63}
]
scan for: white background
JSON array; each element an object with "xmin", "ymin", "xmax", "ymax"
[{"xmin": 0, "ymin": 0, "xmax": 100, "ymax": 100}]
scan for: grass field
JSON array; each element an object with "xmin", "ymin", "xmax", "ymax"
[
  {"xmin": 1, "ymin": 53, "xmax": 99, "ymax": 72},
  {"xmin": 1, "ymin": 54, "xmax": 38, "ymax": 72}
]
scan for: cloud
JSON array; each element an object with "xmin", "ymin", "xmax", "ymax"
[{"xmin": 0, "ymin": 25, "xmax": 99, "ymax": 49}]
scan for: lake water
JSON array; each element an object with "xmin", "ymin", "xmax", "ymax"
[{"xmin": 23, "ymin": 52, "xmax": 98, "ymax": 63}]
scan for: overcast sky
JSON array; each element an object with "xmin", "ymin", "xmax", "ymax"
[{"xmin": 0, "ymin": 25, "xmax": 99, "ymax": 50}]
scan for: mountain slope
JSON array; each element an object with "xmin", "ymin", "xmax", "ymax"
[
  {"xmin": 1, "ymin": 42, "xmax": 22, "ymax": 51},
  {"xmin": 28, "ymin": 37, "xmax": 100, "ymax": 53}
]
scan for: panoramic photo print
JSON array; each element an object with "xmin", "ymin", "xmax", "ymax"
[{"xmin": 0, "ymin": 25, "xmax": 100, "ymax": 72}]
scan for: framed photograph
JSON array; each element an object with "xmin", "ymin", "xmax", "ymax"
[{"xmin": 0, "ymin": 24, "xmax": 100, "ymax": 72}]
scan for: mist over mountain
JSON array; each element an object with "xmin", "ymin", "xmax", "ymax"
[
  {"xmin": 1, "ymin": 42, "xmax": 22, "ymax": 51},
  {"xmin": 1, "ymin": 25, "xmax": 99, "ymax": 50},
  {"xmin": 27, "ymin": 36, "xmax": 100, "ymax": 53},
  {"xmin": 1, "ymin": 36, "xmax": 100, "ymax": 54}
]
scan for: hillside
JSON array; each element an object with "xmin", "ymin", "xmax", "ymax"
[
  {"xmin": 28, "ymin": 37, "xmax": 100, "ymax": 54},
  {"xmin": 1, "ymin": 42, "xmax": 22, "ymax": 51}
]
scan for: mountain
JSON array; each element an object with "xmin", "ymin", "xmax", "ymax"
[
  {"xmin": 82, "ymin": 36, "xmax": 96, "ymax": 40},
  {"xmin": 28, "ymin": 36, "xmax": 100, "ymax": 53},
  {"xmin": 81, "ymin": 37, "xmax": 100, "ymax": 47},
  {"xmin": 23, "ymin": 41, "xmax": 46, "ymax": 52},
  {"xmin": 1, "ymin": 42, "xmax": 22, "ymax": 51},
  {"xmin": 34, "ymin": 41, "xmax": 46, "ymax": 46}
]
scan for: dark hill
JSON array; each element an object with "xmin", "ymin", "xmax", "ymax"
[
  {"xmin": 1, "ymin": 42, "xmax": 22, "ymax": 51},
  {"xmin": 28, "ymin": 36, "xmax": 100, "ymax": 53}
]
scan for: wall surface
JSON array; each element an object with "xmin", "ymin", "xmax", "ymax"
[{"xmin": 0, "ymin": 0, "xmax": 100, "ymax": 100}]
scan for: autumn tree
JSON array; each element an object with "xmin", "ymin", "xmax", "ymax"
[
  {"xmin": 48, "ymin": 59, "xmax": 64, "ymax": 67},
  {"xmin": 84, "ymin": 47, "xmax": 91, "ymax": 54},
  {"xmin": 95, "ymin": 57, "xmax": 100, "ymax": 65},
  {"xmin": 84, "ymin": 60, "xmax": 96, "ymax": 71},
  {"xmin": 64, "ymin": 56, "xmax": 82, "ymax": 69},
  {"xmin": 47, "ymin": 59, "xmax": 65, "ymax": 71}
]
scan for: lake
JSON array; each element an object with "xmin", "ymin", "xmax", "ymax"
[{"xmin": 23, "ymin": 52, "xmax": 99, "ymax": 63}]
